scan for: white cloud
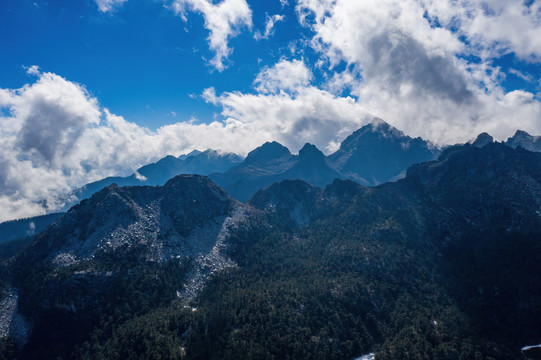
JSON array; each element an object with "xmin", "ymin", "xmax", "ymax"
[
  {"xmin": 0, "ymin": 65, "xmax": 362, "ymax": 221},
  {"xmin": 95, "ymin": 0, "xmax": 128, "ymax": 12},
  {"xmin": 3, "ymin": 54, "xmax": 541, "ymax": 222},
  {"xmin": 422, "ymin": 0, "xmax": 541, "ymax": 60},
  {"xmin": 134, "ymin": 170, "xmax": 147, "ymax": 182},
  {"xmin": 292, "ymin": 0, "xmax": 541, "ymax": 144},
  {"xmin": 254, "ymin": 14, "xmax": 285, "ymax": 40},
  {"xmin": 202, "ymin": 86, "xmax": 218, "ymax": 105},
  {"xmin": 254, "ymin": 59, "xmax": 312, "ymax": 94},
  {"xmin": 508, "ymin": 68, "xmax": 535, "ymax": 83},
  {"xmin": 171, "ymin": 0, "xmax": 252, "ymax": 71}
]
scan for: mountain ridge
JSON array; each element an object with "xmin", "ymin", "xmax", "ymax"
[{"xmin": 1, "ymin": 143, "xmax": 541, "ymax": 359}]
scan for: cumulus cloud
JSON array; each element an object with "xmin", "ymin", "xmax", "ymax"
[
  {"xmin": 2, "ymin": 49, "xmax": 541, "ymax": 222},
  {"xmin": 0, "ymin": 65, "xmax": 364, "ymax": 221},
  {"xmin": 202, "ymin": 86, "xmax": 218, "ymax": 105},
  {"xmin": 171, "ymin": 0, "xmax": 252, "ymax": 71},
  {"xmin": 95, "ymin": 0, "xmax": 128, "ymax": 12},
  {"xmin": 293, "ymin": 0, "xmax": 541, "ymax": 144},
  {"xmin": 254, "ymin": 58, "xmax": 313, "ymax": 94},
  {"xmin": 422, "ymin": 0, "xmax": 541, "ymax": 60},
  {"xmin": 254, "ymin": 14, "xmax": 285, "ymax": 40}
]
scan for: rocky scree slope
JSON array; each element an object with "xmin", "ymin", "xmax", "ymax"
[{"xmin": 5, "ymin": 175, "xmax": 264, "ymax": 359}]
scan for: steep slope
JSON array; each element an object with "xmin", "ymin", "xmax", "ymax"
[
  {"xmin": 2, "ymin": 142, "xmax": 541, "ymax": 360},
  {"xmin": 280, "ymin": 143, "xmax": 345, "ymax": 187},
  {"xmin": 328, "ymin": 118, "xmax": 439, "ymax": 185},
  {"xmin": 405, "ymin": 143, "xmax": 541, "ymax": 350},
  {"xmin": 75, "ymin": 144, "xmax": 541, "ymax": 360},
  {"xmin": 471, "ymin": 132, "xmax": 494, "ymax": 147},
  {"xmin": 5, "ymin": 175, "xmax": 262, "ymax": 359}
]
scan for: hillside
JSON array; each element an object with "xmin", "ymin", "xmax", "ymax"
[{"xmin": 1, "ymin": 142, "xmax": 540, "ymax": 359}]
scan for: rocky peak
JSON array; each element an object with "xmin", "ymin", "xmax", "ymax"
[
  {"xmin": 472, "ymin": 132, "xmax": 494, "ymax": 148},
  {"xmin": 161, "ymin": 175, "xmax": 238, "ymax": 232},
  {"xmin": 369, "ymin": 117, "xmax": 404, "ymax": 138},
  {"xmin": 329, "ymin": 118, "xmax": 438, "ymax": 186},
  {"xmin": 178, "ymin": 149, "xmax": 202, "ymax": 160},
  {"xmin": 506, "ymin": 130, "xmax": 541, "ymax": 152},
  {"xmin": 244, "ymin": 141, "xmax": 292, "ymax": 164},
  {"xmin": 298, "ymin": 143, "xmax": 325, "ymax": 162}
]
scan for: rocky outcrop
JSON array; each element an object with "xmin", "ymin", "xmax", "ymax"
[{"xmin": 0, "ymin": 290, "xmax": 30, "ymax": 348}]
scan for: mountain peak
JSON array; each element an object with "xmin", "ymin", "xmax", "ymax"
[
  {"xmin": 472, "ymin": 132, "xmax": 494, "ymax": 148},
  {"xmin": 298, "ymin": 143, "xmax": 324, "ymax": 161},
  {"xmin": 369, "ymin": 118, "xmax": 404, "ymax": 137},
  {"xmin": 178, "ymin": 149, "xmax": 202, "ymax": 160},
  {"xmin": 244, "ymin": 141, "xmax": 291, "ymax": 163},
  {"xmin": 370, "ymin": 117, "xmax": 390, "ymax": 128},
  {"xmin": 506, "ymin": 129, "xmax": 541, "ymax": 152},
  {"xmin": 163, "ymin": 174, "xmax": 231, "ymax": 202},
  {"xmin": 513, "ymin": 130, "xmax": 532, "ymax": 138},
  {"xmin": 329, "ymin": 118, "xmax": 438, "ymax": 186}
]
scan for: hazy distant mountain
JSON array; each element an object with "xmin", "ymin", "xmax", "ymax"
[
  {"xmin": 178, "ymin": 149, "xmax": 202, "ymax": 160},
  {"xmin": 471, "ymin": 132, "xmax": 494, "ymax": 147},
  {"xmin": 74, "ymin": 149, "xmax": 243, "ymax": 203},
  {"xmin": 506, "ymin": 130, "xmax": 541, "ymax": 152},
  {"xmin": 209, "ymin": 141, "xmax": 298, "ymax": 202},
  {"xmin": 2, "ymin": 143, "xmax": 541, "ymax": 359},
  {"xmin": 328, "ymin": 118, "xmax": 439, "ymax": 185},
  {"xmin": 210, "ymin": 142, "xmax": 343, "ymax": 202},
  {"xmin": 0, "ymin": 213, "xmax": 64, "ymax": 245},
  {"xmin": 280, "ymin": 143, "xmax": 344, "ymax": 187}
]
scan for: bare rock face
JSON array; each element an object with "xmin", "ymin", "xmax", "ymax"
[
  {"xmin": 0, "ymin": 290, "xmax": 30, "ymax": 348},
  {"xmin": 25, "ymin": 175, "xmax": 252, "ymax": 265},
  {"xmin": 507, "ymin": 130, "xmax": 541, "ymax": 152},
  {"xmin": 471, "ymin": 132, "xmax": 494, "ymax": 148},
  {"xmin": 14, "ymin": 175, "xmax": 263, "ymax": 313}
]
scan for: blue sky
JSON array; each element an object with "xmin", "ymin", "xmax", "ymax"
[
  {"xmin": 1, "ymin": 0, "xmax": 541, "ymax": 220},
  {"xmin": 1, "ymin": 0, "xmax": 310, "ymax": 128}
]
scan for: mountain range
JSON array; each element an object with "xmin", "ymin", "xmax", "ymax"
[
  {"xmin": 1, "ymin": 119, "xmax": 440, "ymax": 244},
  {"xmin": 1, "ymin": 138, "xmax": 540, "ymax": 359},
  {"xmin": 3, "ymin": 119, "xmax": 541, "ymax": 246}
]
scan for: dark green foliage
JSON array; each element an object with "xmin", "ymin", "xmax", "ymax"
[
  {"xmin": 13, "ymin": 247, "xmax": 191, "ymax": 360},
  {"xmin": 1, "ymin": 143, "xmax": 540, "ymax": 360}
]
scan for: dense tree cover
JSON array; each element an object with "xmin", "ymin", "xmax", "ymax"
[
  {"xmin": 9, "ymin": 246, "xmax": 191, "ymax": 360},
  {"xmin": 77, "ymin": 191, "xmax": 507, "ymax": 360},
  {"xmin": 1, "ymin": 143, "xmax": 540, "ymax": 359}
]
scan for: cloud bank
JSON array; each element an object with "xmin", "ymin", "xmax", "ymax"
[
  {"xmin": 291, "ymin": 0, "xmax": 541, "ymax": 144},
  {"xmin": 0, "ymin": 65, "xmax": 366, "ymax": 221},
  {"xmin": 2, "ymin": 0, "xmax": 541, "ymax": 221}
]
